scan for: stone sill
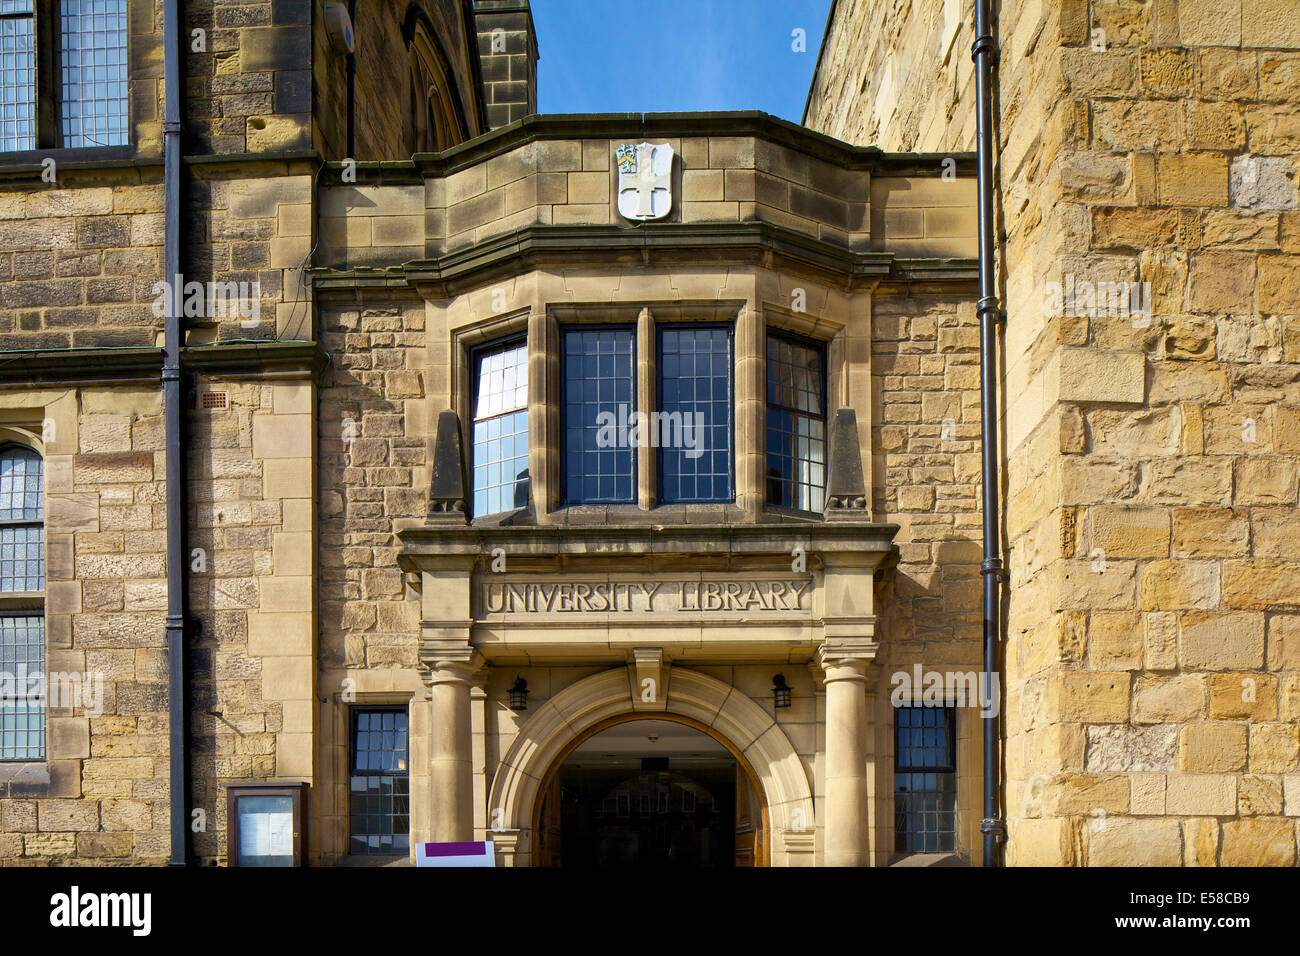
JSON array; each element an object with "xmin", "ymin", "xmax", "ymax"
[
  {"xmin": 0, "ymin": 760, "xmax": 50, "ymax": 798},
  {"xmin": 888, "ymin": 852, "xmax": 967, "ymax": 867}
]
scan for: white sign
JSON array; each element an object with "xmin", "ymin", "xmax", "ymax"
[
  {"xmin": 239, "ymin": 806, "xmax": 293, "ymax": 858},
  {"xmin": 616, "ymin": 142, "xmax": 673, "ymax": 220},
  {"xmin": 416, "ymin": 841, "xmax": 496, "ymax": 867}
]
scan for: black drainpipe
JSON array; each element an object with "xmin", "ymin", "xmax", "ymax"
[
  {"xmin": 347, "ymin": 0, "xmax": 357, "ymax": 157},
  {"xmin": 162, "ymin": 0, "xmax": 189, "ymax": 867},
  {"xmin": 972, "ymin": 0, "xmax": 1006, "ymax": 866}
]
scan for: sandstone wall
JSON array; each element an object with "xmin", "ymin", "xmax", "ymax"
[
  {"xmin": 869, "ymin": 294, "xmax": 985, "ymax": 862},
  {"xmin": 809, "ymin": 0, "xmax": 1300, "ymax": 865},
  {"xmin": 805, "ymin": 0, "xmax": 976, "ymax": 152},
  {"xmin": 185, "ymin": 0, "xmax": 313, "ymax": 155}
]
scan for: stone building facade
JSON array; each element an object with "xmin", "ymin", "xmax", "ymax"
[
  {"xmin": 2, "ymin": 0, "xmax": 1284, "ymax": 869},
  {"xmin": 808, "ymin": 0, "xmax": 1300, "ymax": 865}
]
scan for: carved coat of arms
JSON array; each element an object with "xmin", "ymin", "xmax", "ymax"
[{"xmin": 616, "ymin": 142, "xmax": 674, "ymax": 221}]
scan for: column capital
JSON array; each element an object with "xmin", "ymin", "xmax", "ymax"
[
  {"xmin": 420, "ymin": 645, "xmax": 485, "ymax": 686},
  {"xmin": 816, "ymin": 638, "xmax": 878, "ymax": 683}
]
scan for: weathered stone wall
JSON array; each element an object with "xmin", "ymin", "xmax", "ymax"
[
  {"xmin": 313, "ymin": 0, "xmax": 484, "ymax": 161},
  {"xmin": 0, "ymin": 161, "xmax": 314, "ymax": 348},
  {"xmin": 315, "ymin": 299, "xmax": 428, "ymax": 863},
  {"xmin": 187, "ymin": 379, "xmax": 318, "ymax": 865},
  {"xmin": 805, "ymin": 0, "xmax": 976, "ymax": 152},
  {"xmin": 808, "ymin": 0, "xmax": 1300, "ymax": 865},
  {"xmin": 0, "ymin": 388, "xmax": 168, "ymax": 862},
  {"xmin": 473, "ymin": 0, "xmax": 539, "ymax": 130},
  {"xmin": 185, "ymin": 0, "xmax": 313, "ymax": 155},
  {"xmin": 869, "ymin": 294, "xmax": 986, "ymax": 863},
  {"xmin": 317, "ymin": 129, "xmax": 974, "ymax": 271}
]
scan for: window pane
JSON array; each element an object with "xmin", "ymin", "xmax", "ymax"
[
  {"xmin": 765, "ymin": 334, "xmax": 826, "ymax": 512},
  {"xmin": 0, "ymin": 9, "xmax": 35, "ymax": 152},
  {"xmin": 472, "ymin": 340, "xmax": 529, "ymax": 517},
  {"xmin": 0, "ymin": 445, "xmax": 42, "ymax": 521},
  {"xmin": 659, "ymin": 326, "xmax": 733, "ymax": 503},
  {"xmin": 563, "ymin": 328, "xmax": 635, "ymax": 504},
  {"xmin": 349, "ymin": 708, "xmax": 409, "ymax": 854},
  {"xmin": 893, "ymin": 706, "xmax": 956, "ymax": 853},
  {"xmin": 0, "ymin": 615, "xmax": 44, "ymax": 760},
  {"xmin": 59, "ymin": 0, "xmax": 129, "ymax": 148}
]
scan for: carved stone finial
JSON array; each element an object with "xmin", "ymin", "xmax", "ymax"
[
  {"xmin": 427, "ymin": 408, "xmax": 469, "ymax": 523},
  {"xmin": 823, "ymin": 407, "xmax": 870, "ymax": 520}
]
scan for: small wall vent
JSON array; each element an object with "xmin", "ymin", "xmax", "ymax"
[{"xmin": 201, "ymin": 391, "xmax": 229, "ymax": 411}]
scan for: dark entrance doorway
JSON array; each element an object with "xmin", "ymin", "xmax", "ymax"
[{"xmin": 537, "ymin": 718, "xmax": 763, "ymax": 867}]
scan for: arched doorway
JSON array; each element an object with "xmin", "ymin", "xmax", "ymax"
[
  {"xmin": 532, "ymin": 715, "xmax": 768, "ymax": 867},
  {"xmin": 486, "ymin": 667, "xmax": 814, "ymax": 866}
]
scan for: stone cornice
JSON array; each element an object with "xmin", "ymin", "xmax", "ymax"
[
  {"xmin": 317, "ymin": 112, "xmax": 977, "ymax": 185},
  {"xmin": 0, "ymin": 149, "xmax": 323, "ymax": 189},
  {"xmin": 311, "ymin": 222, "xmax": 977, "ymax": 298},
  {"xmin": 0, "ymin": 341, "xmax": 329, "ymax": 388},
  {"xmin": 397, "ymin": 520, "xmax": 900, "ymax": 571}
]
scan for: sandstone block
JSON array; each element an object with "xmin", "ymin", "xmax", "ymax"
[
  {"xmin": 1134, "ymin": 674, "xmax": 1205, "ymax": 723},
  {"xmin": 1220, "ymin": 818, "xmax": 1296, "ymax": 866},
  {"xmin": 1166, "ymin": 773, "xmax": 1237, "ymax": 815},
  {"xmin": 1180, "ymin": 611, "xmax": 1266, "ymax": 670},
  {"xmin": 1250, "ymin": 723, "xmax": 1300, "ymax": 773},
  {"xmin": 1088, "ymin": 818, "xmax": 1182, "ymax": 866},
  {"xmin": 1178, "ymin": 722, "xmax": 1247, "ymax": 772},
  {"xmin": 1209, "ymin": 672, "xmax": 1278, "ymax": 719}
]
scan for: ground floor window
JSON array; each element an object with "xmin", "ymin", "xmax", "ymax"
[
  {"xmin": 349, "ymin": 707, "xmax": 409, "ymax": 855},
  {"xmin": 0, "ymin": 614, "xmax": 44, "ymax": 760},
  {"xmin": 893, "ymin": 705, "xmax": 956, "ymax": 853}
]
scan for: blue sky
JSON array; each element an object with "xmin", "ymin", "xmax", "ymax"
[{"xmin": 531, "ymin": 0, "xmax": 834, "ymax": 123}]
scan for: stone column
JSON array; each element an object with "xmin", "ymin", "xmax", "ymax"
[
  {"xmin": 819, "ymin": 639, "xmax": 875, "ymax": 866},
  {"xmin": 424, "ymin": 647, "xmax": 482, "ymax": 843}
]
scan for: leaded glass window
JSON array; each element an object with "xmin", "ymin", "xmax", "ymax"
[
  {"xmin": 894, "ymin": 706, "xmax": 957, "ymax": 853},
  {"xmin": 658, "ymin": 325, "xmax": 733, "ymax": 503},
  {"xmin": 765, "ymin": 332, "xmax": 826, "ymax": 512},
  {"xmin": 349, "ymin": 708, "xmax": 410, "ymax": 855},
  {"xmin": 0, "ymin": 444, "xmax": 43, "ymax": 762},
  {"xmin": 0, "ymin": 1, "xmax": 35, "ymax": 152},
  {"xmin": 0, "ymin": 614, "xmax": 43, "ymax": 760},
  {"xmin": 471, "ymin": 339, "xmax": 529, "ymax": 517},
  {"xmin": 563, "ymin": 327, "xmax": 635, "ymax": 504},
  {"xmin": 0, "ymin": 0, "xmax": 130, "ymax": 154},
  {"xmin": 0, "ymin": 445, "xmax": 42, "ymax": 593},
  {"xmin": 58, "ymin": 0, "xmax": 128, "ymax": 148}
]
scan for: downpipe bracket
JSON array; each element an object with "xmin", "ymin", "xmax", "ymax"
[
  {"xmin": 980, "ymin": 557, "xmax": 1008, "ymax": 582},
  {"xmin": 980, "ymin": 817, "xmax": 1007, "ymax": 840}
]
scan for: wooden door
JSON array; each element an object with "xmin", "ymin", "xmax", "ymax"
[
  {"xmin": 537, "ymin": 774, "xmax": 563, "ymax": 867},
  {"xmin": 734, "ymin": 765, "xmax": 759, "ymax": 867}
]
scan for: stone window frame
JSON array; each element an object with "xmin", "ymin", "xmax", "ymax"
[
  {"xmin": 403, "ymin": 4, "xmax": 470, "ymax": 154},
  {"xmin": 883, "ymin": 692, "xmax": 983, "ymax": 865},
  {"xmin": 759, "ymin": 305, "xmax": 846, "ymax": 521},
  {"xmin": 0, "ymin": 0, "xmax": 136, "ymax": 161},
  {"xmin": 346, "ymin": 702, "xmax": 412, "ymax": 858},
  {"xmin": 465, "ymin": 333, "xmax": 530, "ymax": 519},
  {"xmin": 543, "ymin": 302, "xmax": 746, "ymax": 515},
  {"xmin": 0, "ymin": 420, "xmax": 48, "ymax": 793},
  {"xmin": 449, "ymin": 295, "xmax": 858, "ymax": 522},
  {"xmin": 326, "ymin": 689, "xmax": 417, "ymax": 864}
]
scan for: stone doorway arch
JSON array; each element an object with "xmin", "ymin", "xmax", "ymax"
[{"xmin": 486, "ymin": 667, "xmax": 815, "ymax": 866}]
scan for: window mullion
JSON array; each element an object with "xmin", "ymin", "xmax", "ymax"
[
  {"xmin": 636, "ymin": 307, "xmax": 655, "ymax": 510},
  {"xmin": 34, "ymin": 0, "xmax": 55, "ymax": 149}
]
